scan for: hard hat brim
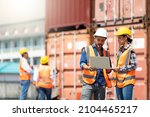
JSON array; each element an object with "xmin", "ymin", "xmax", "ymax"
[{"xmin": 93, "ymin": 34, "xmax": 107, "ymax": 38}]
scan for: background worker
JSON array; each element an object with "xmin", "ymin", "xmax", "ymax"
[
  {"xmin": 80, "ymin": 28, "xmax": 112, "ymax": 100},
  {"xmin": 33, "ymin": 56, "xmax": 53, "ymax": 100},
  {"xmin": 112, "ymin": 27, "xmax": 137, "ymax": 100},
  {"xmin": 19, "ymin": 48, "xmax": 33, "ymax": 100}
]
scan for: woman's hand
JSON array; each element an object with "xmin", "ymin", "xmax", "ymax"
[{"xmin": 112, "ymin": 67, "xmax": 120, "ymax": 72}]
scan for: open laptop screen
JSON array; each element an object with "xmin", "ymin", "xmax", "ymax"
[{"xmin": 89, "ymin": 56, "xmax": 111, "ymax": 69}]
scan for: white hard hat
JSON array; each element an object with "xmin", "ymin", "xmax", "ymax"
[{"xmin": 94, "ymin": 28, "xmax": 108, "ymax": 38}]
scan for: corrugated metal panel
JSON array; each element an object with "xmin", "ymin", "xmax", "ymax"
[
  {"xmin": 134, "ymin": 57, "xmax": 147, "ymax": 100},
  {"xmin": 45, "ymin": 0, "xmax": 150, "ymax": 100},
  {"xmin": 47, "ymin": 30, "xmax": 89, "ymax": 55},
  {"xmin": 46, "ymin": 27, "xmax": 148, "ymax": 100},
  {"xmin": 95, "ymin": 0, "xmax": 146, "ymax": 23},
  {"xmin": 63, "ymin": 71, "xmax": 82, "ymax": 86},
  {"xmin": 45, "ymin": 0, "xmax": 91, "ymax": 32},
  {"xmin": 63, "ymin": 87, "xmax": 82, "ymax": 100},
  {"xmin": 46, "ymin": 29, "xmax": 90, "ymax": 99}
]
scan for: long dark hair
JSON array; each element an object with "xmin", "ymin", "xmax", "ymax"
[{"xmin": 122, "ymin": 35, "xmax": 133, "ymax": 43}]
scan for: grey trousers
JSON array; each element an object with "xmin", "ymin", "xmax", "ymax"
[{"xmin": 81, "ymin": 83, "xmax": 106, "ymax": 100}]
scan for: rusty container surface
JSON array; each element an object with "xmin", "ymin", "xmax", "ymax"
[
  {"xmin": 46, "ymin": 27, "xmax": 148, "ymax": 100},
  {"xmin": 45, "ymin": 0, "xmax": 150, "ymax": 100},
  {"xmin": 45, "ymin": 0, "xmax": 91, "ymax": 32},
  {"xmin": 46, "ymin": 29, "xmax": 90, "ymax": 100},
  {"xmin": 95, "ymin": 0, "xmax": 146, "ymax": 23},
  {"xmin": 63, "ymin": 87, "xmax": 82, "ymax": 100}
]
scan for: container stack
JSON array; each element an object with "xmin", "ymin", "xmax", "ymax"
[{"xmin": 45, "ymin": 0, "xmax": 150, "ymax": 100}]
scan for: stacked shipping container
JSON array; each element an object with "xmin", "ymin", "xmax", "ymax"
[
  {"xmin": 47, "ymin": 30, "xmax": 90, "ymax": 99},
  {"xmin": 46, "ymin": 0, "xmax": 149, "ymax": 99}
]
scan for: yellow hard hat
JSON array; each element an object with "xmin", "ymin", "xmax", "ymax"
[
  {"xmin": 116, "ymin": 27, "xmax": 131, "ymax": 36},
  {"xmin": 20, "ymin": 48, "xmax": 28, "ymax": 55},
  {"xmin": 40, "ymin": 56, "xmax": 49, "ymax": 64}
]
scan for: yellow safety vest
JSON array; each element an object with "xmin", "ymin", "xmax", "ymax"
[
  {"xmin": 111, "ymin": 47, "xmax": 136, "ymax": 88},
  {"xmin": 82, "ymin": 45, "xmax": 112, "ymax": 88}
]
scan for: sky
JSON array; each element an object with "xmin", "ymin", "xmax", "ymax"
[{"xmin": 0, "ymin": 0, "xmax": 45, "ymax": 25}]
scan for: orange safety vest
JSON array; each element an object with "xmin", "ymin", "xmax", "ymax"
[
  {"xmin": 19, "ymin": 60, "xmax": 31, "ymax": 80},
  {"xmin": 82, "ymin": 45, "xmax": 112, "ymax": 88},
  {"xmin": 111, "ymin": 47, "xmax": 135, "ymax": 88},
  {"xmin": 37, "ymin": 65, "xmax": 53, "ymax": 89}
]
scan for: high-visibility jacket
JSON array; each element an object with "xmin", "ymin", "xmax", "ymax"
[
  {"xmin": 37, "ymin": 65, "xmax": 53, "ymax": 89},
  {"xmin": 19, "ymin": 60, "xmax": 31, "ymax": 80},
  {"xmin": 82, "ymin": 45, "xmax": 112, "ymax": 88},
  {"xmin": 111, "ymin": 47, "xmax": 135, "ymax": 88}
]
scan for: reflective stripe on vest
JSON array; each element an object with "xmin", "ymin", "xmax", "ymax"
[
  {"xmin": 19, "ymin": 60, "xmax": 31, "ymax": 80},
  {"xmin": 115, "ymin": 76, "xmax": 135, "ymax": 83},
  {"xmin": 112, "ymin": 47, "xmax": 136, "ymax": 88},
  {"xmin": 83, "ymin": 74, "xmax": 96, "ymax": 79},
  {"xmin": 82, "ymin": 46, "xmax": 96, "ymax": 84},
  {"xmin": 37, "ymin": 65, "xmax": 53, "ymax": 89}
]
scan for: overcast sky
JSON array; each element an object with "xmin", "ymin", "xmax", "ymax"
[{"xmin": 0, "ymin": 0, "xmax": 45, "ymax": 25}]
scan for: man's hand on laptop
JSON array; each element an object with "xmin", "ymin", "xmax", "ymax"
[{"xmin": 83, "ymin": 64, "xmax": 96, "ymax": 71}]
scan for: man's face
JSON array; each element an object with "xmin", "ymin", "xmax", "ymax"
[
  {"xmin": 118, "ymin": 35, "xmax": 127, "ymax": 46},
  {"xmin": 94, "ymin": 36, "xmax": 106, "ymax": 48}
]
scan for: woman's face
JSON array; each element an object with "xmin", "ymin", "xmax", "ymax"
[{"xmin": 118, "ymin": 35, "xmax": 127, "ymax": 47}]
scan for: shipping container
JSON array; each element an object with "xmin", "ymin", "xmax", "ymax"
[
  {"xmin": 45, "ymin": 0, "xmax": 92, "ymax": 32},
  {"xmin": 46, "ymin": 27, "xmax": 149, "ymax": 100},
  {"xmin": 45, "ymin": 0, "xmax": 150, "ymax": 100},
  {"xmin": 95, "ymin": 0, "xmax": 146, "ymax": 26},
  {"xmin": 46, "ymin": 29, "xmax": 90, "ymax": 99}
]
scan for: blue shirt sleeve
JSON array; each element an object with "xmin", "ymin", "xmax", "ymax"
[{"xmin": 80, "ymin": 49, "xmax": 87, "ymax": 69}]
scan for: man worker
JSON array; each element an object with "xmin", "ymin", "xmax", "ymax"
[
  {"xmin": 33, "ymin": 56, "xmax": 53, "ymax": 100},
  {"xmin": 112, "ymin": 27, "xmax": 137, "ymax": 100},
  {"xmin": 19, "ymin": 48, "xmax": 33, "ymax": 100},
  {"xmin": 80, "ymin": 28, "xmax": 112, "ymax": 100}
]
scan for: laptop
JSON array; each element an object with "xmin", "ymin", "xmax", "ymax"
[{"xmin": 89, "ymin": 56, "xmax": 111, "ymax": 69}]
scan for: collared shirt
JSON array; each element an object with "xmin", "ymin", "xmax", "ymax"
[
  {"xmin": 21, "ymin": 57, "xmax": 32, "ymax": 73},
  {"xmin": 80, "ymin": 43, "xmax": 110, "ymax": 86},
  {"xmin": 117, "ymin": 43, "xmax": 137, "ymax": 72}
]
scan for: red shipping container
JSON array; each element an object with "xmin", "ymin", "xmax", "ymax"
[
  {"xmin": 47, "ymin": 30, "xmax": 90, "ymax": 55},
  {"xmin": 63, "ymin": 87, "xmax": 82, "ymax": 100},
  {"xmin": 95, "ymin": 0, "xmax": 146, "ymax": 22},
  {"xmin": 134, "ymin": 80, "xmax": 147, "ymax": 100},
  {"xmin": 63, "ymin": 71, "xmax": 82, "ymax": 86},
  {"xmin": 45, "ymin": 0, "xmax": 91, "ymax": 32},
  {"xmin": 63, "ymin": 54, "xmax": 81, "ymax": 70},
  {"xmin": 46, "ymin": 28, "xmax": 148, "ymax": 100},
  {"xmin": 136, "ymin": 55, "xmax": 147, "ymax": 80}
]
